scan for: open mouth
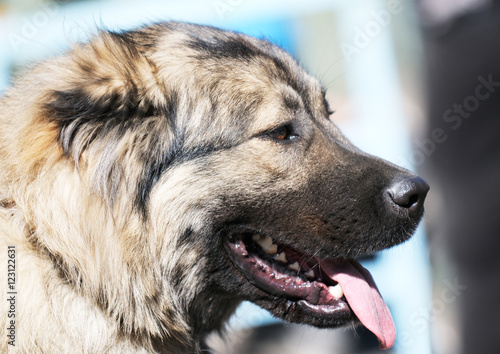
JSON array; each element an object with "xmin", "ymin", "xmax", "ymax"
[{"xmin": 226, "ymin": 231, "xmax": 396, "ymax": 350}]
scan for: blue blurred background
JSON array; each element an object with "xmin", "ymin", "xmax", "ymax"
[{"xmin": 0, "ymin": 1, "xmax": 437, "ymax": 353}]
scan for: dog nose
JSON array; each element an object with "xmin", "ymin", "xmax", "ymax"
[{"xmin": 387, "ymin": 176, "xmax": 430, "ymax": 213}]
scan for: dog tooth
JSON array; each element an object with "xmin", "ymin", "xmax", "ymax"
[
  {"xmin": 267, "ymin": 244, "xmax": 278, "ymax": 254},
  {"xmin": 256, "ymin": 236, "xmax": 272, "ymax": 248},
  {"xmin": 274, "ymin": 252, "xmax": 288, "ymax": 263},
  {"xmin": 256, "ymin": 237, "xmax": 277, "ymax": 254},
  {"xmin": 288, "ymin": 262, "xmax": 300, "ymax": 272},
  {"xmin": 305, "ymin": 269, "xmax": 315, "ymax": 279},
  {"xmin": 328, "ymin": 284, "xmax": 344, "ymax": 299},
  {"xmin": 252, "ymin": 234, "xmax": 262, "ymax": 241}
]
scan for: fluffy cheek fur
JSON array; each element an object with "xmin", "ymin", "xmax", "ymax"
[{"xmin": 9, "ymin": 146, "xmax": 195, "ymax": 348}]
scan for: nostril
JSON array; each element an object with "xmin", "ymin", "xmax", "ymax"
[
  {"xmin": 387, "ymin": 176, "xmax": 430, "ymax": 211},
  {"xmin": 406, "ymin": 194, "xmax": 420, "ymax": 208}
]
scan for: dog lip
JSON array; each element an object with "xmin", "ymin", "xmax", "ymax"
[{"xmin": 297, "ymin": 299, "xmax": 350, "ymax": 315}]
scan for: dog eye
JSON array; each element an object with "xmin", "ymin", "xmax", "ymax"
[{"xmin": 267, "ymin": 124, "xmax": 298, "ymax": 141}]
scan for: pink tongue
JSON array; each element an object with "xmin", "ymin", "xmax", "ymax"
[{"xmin": 321, "ymin": 259, "xmax": 396, "ymax": 350}]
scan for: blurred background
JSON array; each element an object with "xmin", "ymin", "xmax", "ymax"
[{"xmin": 1, "ymin": 0, "xmax": 498, "ymax": 353}]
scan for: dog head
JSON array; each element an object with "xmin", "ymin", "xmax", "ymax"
[{"xmin": 1, "ymin": 22, "xmax": 428, "ymax": 350}]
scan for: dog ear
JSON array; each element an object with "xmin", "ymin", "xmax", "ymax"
[{"xmin": 44, "ymin": 30, "xmax": 179, "ymax": 211}]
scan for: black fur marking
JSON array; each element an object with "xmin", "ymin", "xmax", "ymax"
[
  {"xmin": 184, "ymin": 27, "xmax": 306, "ymax": 100},
  {"xmin": 45, "ymin": 246, "xmax": 84, "ymax": 288},
  {"xmin": 47, "ymin": 88, "xmax": 148, "ymax": 155},
  {"xmin": 24, "ymin": 230, "xmax": 83, "ymax": 287},
  {"xmin": 186, "ymin": 35, "xmax": 258, "ymax": 60},
  {"xmin": 283, "ymin": 93, "xmax": 301, "ymax": 112},
  {"xmin": 135, "ymin": 91, "xmax": 180, "ymax": 212}
]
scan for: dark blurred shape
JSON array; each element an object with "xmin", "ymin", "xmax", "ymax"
[
  {"xmin": 417, "ymin": 1, "xmax": 500, "ymax": 353},
  {"xmin": 208, "ymin": 323, "xmax": 388, "ymax": 354}
]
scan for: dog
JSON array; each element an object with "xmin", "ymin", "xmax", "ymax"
[{"xmin": 0, "ymin": 22, "xmax": 429, "ymax": 353}]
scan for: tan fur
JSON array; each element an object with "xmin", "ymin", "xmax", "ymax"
[
  {"xmin": 1, "ymin": 29, "xmax": 190, "ymax": 354},
  {"xmin": 0, "ymin": 22, "xmax": 304, "ymax": 352}
]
